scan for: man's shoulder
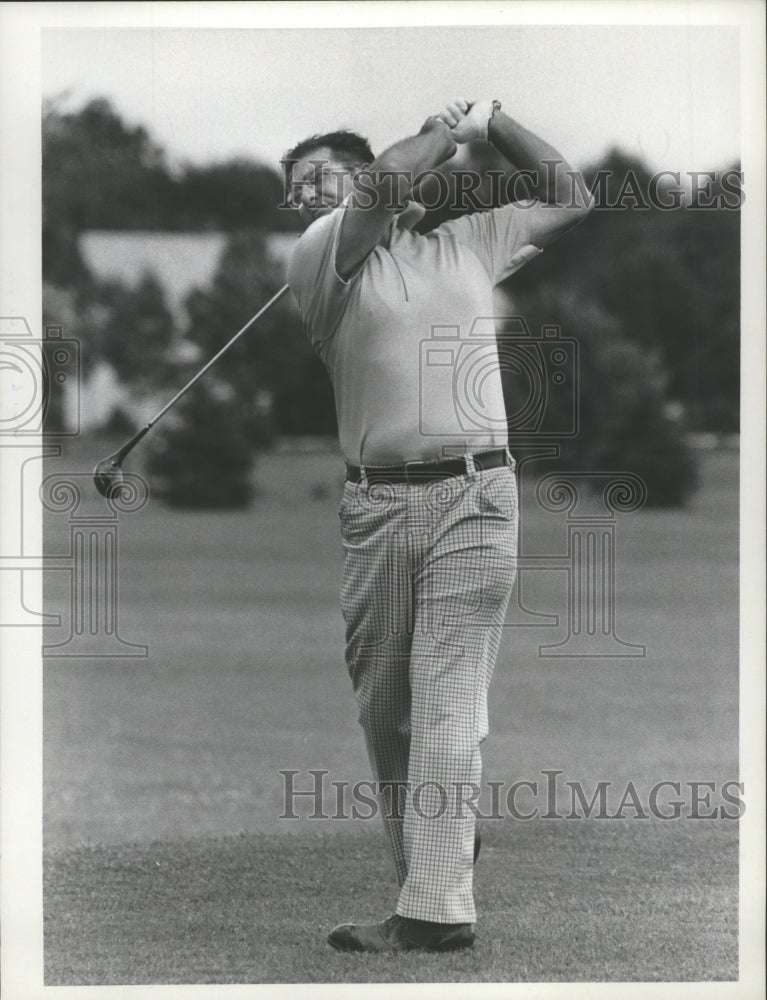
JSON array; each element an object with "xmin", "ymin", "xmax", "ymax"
[
  {"xmin": 287, "ymin": 211, "xmax": 343, "ymax": 288},
  {"xmin": 425, "ymin": 202, "xmax": 544, "ymax": 284},
  {"xmin": 434, "ymin": 201, "xmax": 537, "ymax": 235},
  {"xmin": 290, "ymin": 211, "xmax": 340, "ymax": 259}
]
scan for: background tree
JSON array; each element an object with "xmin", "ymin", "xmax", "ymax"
[
  {"xmin": 42, "ymin": 96, "xmax": 299, "ymax": 244},
  {"xmin": 41, "ymin": 96, "xmax": 740, "ymax": 508},
  {"xmin": 144, "ymin": 378, "xmax": 256, "ymax": 509},
  {"xmin": 173, "ymin": 160, "xmax": 297, "ymax": 232},
  {"xmin": 506, "ymin": 150, "xmax": 740, "ymax": 432},
  {"xmin": 183, "ymin": 230, "xmax": 336, "ymax": 439},
  {"xmin": 507, "ymin": 288, "xmax": 699, "ymax": 507},
  {"xmin": 78, "ymin": 273, "xmax": 176, "ymax": 389},
  {"xmin": 418, "ymin": 145, "xmax": 740, "ymax": 434},
  {"xmin": 43, "ymin": 97, "xmax": 174, "ymax": 237}
]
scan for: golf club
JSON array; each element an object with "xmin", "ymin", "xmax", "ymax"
[{"xmin": 93, "ymin": 283, "xmax": 290, "ymax": 498}]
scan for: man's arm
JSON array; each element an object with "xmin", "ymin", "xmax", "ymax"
[
  {"xmin": 335, "ymin": 118, "xmax": 457, "ymax": 280},
  {"xmin": 439, "ymin": 99, "xmax": 593, "ymax": 249}
]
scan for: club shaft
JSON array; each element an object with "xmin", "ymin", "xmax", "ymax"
[{"xmin": 145, "ymin": 283, "xmax": 290, "ymax": 431}]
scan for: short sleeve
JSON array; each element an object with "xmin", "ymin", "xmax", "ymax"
[
  {"xmin": 287, "ymin": 206, "xmax": 353, "ymax": 345},
  {"xmin": 438, "ymin": 202, "xmax": 544, "ymax": 285}
]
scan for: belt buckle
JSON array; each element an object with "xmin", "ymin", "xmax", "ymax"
[{"xmin": 403, "ymin": 459, "xmax": 424, "ymax": 485}]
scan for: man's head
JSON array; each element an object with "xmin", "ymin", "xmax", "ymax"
[{"xmin": 283, "ymin": 130, "xmax": 374, "ymax": 227}]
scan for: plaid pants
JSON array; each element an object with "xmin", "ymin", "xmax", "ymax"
[{"xmin": 338, "ymin": 458, "xmax": 518, "ymax": 923}]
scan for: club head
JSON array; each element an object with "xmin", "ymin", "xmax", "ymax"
[{"xmin": 93, "ymin": 457, "xmax": 126, "ymax": 499}]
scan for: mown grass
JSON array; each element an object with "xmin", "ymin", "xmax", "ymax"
[
  {"xmin": 44, "ymin": 818, "xmax": 737, "ymax": 984},
  {"xmin": 42, "ymin": 439, "xmax": 741, "ymax": 983}
]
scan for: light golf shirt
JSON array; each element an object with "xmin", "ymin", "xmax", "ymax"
[{"xmin": 287, "ymin": 200, "xmax": 543, "ymax": 466}]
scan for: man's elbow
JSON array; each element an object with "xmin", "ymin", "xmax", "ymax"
[
  {"xmin": 531, "ymin": 195, "xmax": 594, "ymax": 249},
  {"xmin": 559, "ymin": 196, "xmax": 594, "ymax": 239},
  {"xmin": 554, "ymin": 187, "xmax": 594, "ymax": 222}
]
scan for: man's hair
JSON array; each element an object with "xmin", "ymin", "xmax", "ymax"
[{"xmin": 283, "ymin": 130, "xmax": 375, "ymax": 173}]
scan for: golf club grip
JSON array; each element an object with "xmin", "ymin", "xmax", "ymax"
[{"xmin": 147, "ymin": 284, "xmax": 290, "ymax": 430}]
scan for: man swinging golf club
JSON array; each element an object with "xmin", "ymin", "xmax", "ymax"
[{"xmin": 285, "ymin": 98, "xmax": 592, "ymax": 953}]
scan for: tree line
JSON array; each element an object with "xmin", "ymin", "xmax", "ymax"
[{"xmin": 42, "ymin": 98, "xmax": 740, "ymax": 506}]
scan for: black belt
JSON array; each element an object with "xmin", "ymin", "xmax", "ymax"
[{"xmin": 345, "ymin": 448, "xmax": 509, "ymax": 485}]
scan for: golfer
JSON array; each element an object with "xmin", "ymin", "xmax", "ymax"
[{"xmin": 286, "ymin": 98, "xmax": 592, "ymax": 953}]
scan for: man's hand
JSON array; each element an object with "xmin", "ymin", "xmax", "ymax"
[{"xmin": 436, "ymin": 98, "xmax": 498, "ymax": 144}]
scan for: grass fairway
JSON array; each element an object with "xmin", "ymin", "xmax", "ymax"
[
  {"xmin": 42, "ymin": 439, "xmax": 740, "ymax": 983},
  {"xmin": 45, "ymin": 820, "xmax": 737, "ymax": 984}
]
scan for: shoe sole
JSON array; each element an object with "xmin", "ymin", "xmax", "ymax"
[{"xmin": 327, "ymin": 932, "xmax": 476, "ymax": 953}]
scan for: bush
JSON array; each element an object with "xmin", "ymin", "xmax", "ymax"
[
  {"xmin": 182, "ymin": 230, "xmax": 336, "ymax": 438},
  {"xmin": 144, "ymin": 379, "xmax": 256, "ymax": 509},
  {"xmin": 100, "ymin": 406, "xmax": 137, "ymax": 437},
  {"xmin": 507, "ymin": 289, "xmax": 699, "ymax": 507}
]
